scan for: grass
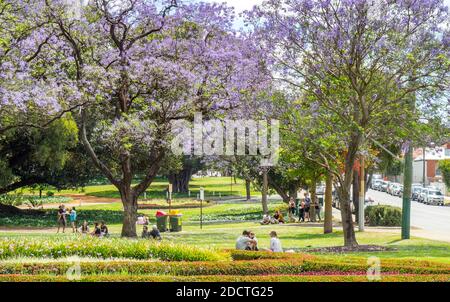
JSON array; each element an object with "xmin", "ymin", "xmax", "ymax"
[
  {"xmin": 15, "ymin": 177, "xmax": 261, "ymax": 200},
  {"xmin": 2, "ymin": 176, "xmax": 450, "ymax": 282}
]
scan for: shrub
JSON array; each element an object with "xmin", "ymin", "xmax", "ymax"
[
  {"xmin": 0, "ymin": 237, "xmax": 222, "ymax": 262},
  {"xmin": 0, "ymin": 274, "xmax": 448, "ymax": 282},
  {"xmin": 0, "ymin": 258, "xmax": 448, "ymax": 276},
  {"xmin": 46, "ymin": 191, "xmax": 55, "ymax": 197},
  {"xmin": 365, "ymin": 205, "xmax": 402, "ymax": 226},
  {"xmin": 230, "ymin": 250, "xmax": 315, "ymax": 261}
]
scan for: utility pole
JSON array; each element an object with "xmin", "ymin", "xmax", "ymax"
[
  {"xmin": 402, "ymin": 143, "xmax": 413, "ymax": 239},
  {"xmin": 358, "ymin": 156, "xmax": 365, "ymax": 231},
  {"xmin": 422, "ymin": 147, "xmax": 426, "ymax": 187}
]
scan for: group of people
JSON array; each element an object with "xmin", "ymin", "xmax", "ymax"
[
  {"xmin": 142, "ymin": 225, "xmax": 162, "ymax": 240},
  {"xmin": 56, "ymin": 204, "xmax": 109, "ymax": 237},
  {"xmin": 260, "ymin": 210, "xmax": 285, "ymax": 225},
  {"xmin": 235, "ymin": 230, "xmax": 283, "ymax": 253},
  {"xmin": 288, "ymin": 193, "xmax": 322, "ymax": 223}
]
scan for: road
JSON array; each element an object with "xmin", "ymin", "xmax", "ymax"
[{"xmin": 366, "ymin": 189, "xmax": 450, "ymax": 242}]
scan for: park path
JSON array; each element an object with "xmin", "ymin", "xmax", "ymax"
[{"xmin": 17, "ymin": 194, "xmax": 121, "ymax": 210}]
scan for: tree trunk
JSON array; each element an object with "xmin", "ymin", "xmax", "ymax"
[
  {"xmin": 288, "ymin": 185, "xmax": 298, "ymax": 200},
  {"xmin": 169, "ymin": 168, "xmax": 192, "ymax": 193},
  {"xmin": 245, "ymin": 179, "xmax": 251, "ymax": 201},
  {"xmin": 352, "ymin": 170, "xmax": 359, "ymax": 223},
  {"xmin": 261, "ymin": 167, "xmax": 269, "ymax": 214},
  {"xmin": 120, "ymin": 186, "xmax": 138, "ymax": 237},
  {"xmin": 310, "ymin": 179, "xmax": 317, "ymax": 222},
  {"xmin": 337, "ymin": 186, "xmax": 358, "ymax": 247},
  {"xmin": 324, "ymin": 173, "xmax": 333, "ymax": 234},
  {"xmin": 267, "ymin": 174, "xmax": 289, "ymax": 203}
]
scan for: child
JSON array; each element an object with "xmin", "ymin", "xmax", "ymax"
[
  {"xmin": 269, "ymin": 231, "xmax": 283, "ymax": 252},
  {"xmin": 79, "ymin": 220, "xmax": 90, "ymax": 234},
  {"xmin": 69, "ymin": 207, "xmax": 77, "ymax": 233}
]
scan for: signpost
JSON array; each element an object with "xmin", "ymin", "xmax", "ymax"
[
  {"xmin": 200, "ymin": 188, "xmax": 205, "ymax": 229},
  {"xmin": 168, "ymin": 184, "xmax": 173, "ymax": 213},
  {"xmin": 359, "ymin": 157, "xmax": 365, "ymax": 232}
]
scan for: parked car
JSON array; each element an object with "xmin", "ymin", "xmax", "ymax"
[
  {"xmin": 379, "ymin": 181, "xmax": 389, "ymax": 192},
  {"xmin": 371, "ymin": 179, "xmax": 384, "ymax": 190},
  {"xmin": 392, "ymin": 184, "xmax": 403, "ymax": 197},
  {"xmin": 412, "ymin": 186, "xmax": 423, "ymax": 201},
  {"xmin": 420, "ymin": 188, "xmax": 445, "ymax": 206},
  {"xmin": 387, "ymin": 182, "xmax": 398, "ymax": 195}
]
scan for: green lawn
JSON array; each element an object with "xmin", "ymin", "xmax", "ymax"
[
  {"xmin": 2, "ymin": 177, "xmax": 450, "ymax": 282},
  {"xmin": 49, "ymin": 177, "xmax": 261, "ymax": 200}
]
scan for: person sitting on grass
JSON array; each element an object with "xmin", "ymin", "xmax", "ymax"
[
  {"xmin": 269, "ymin": 231, "xmax": 283, "ymax": 253},
  {"xmin": 142, "ymin": 226, "xmax": 150, "ymax": 239},
  {"xmin": 69, "ymin": 207, "xmax": 77, "ymax": 233},
  {"xmin": 260, "ymin": 214, "xmax": 271, "ymax": 225},
  {"xmin": 92, "ymin": 222, "xmax": 102, "ymax": 237},
  {"xmin": 235, "ymin": 230, "xmax": 257, "ymax": 251},
  {"xmin": 78, "ymin": 220, "xmax": 90, "ymax": 234},
  {"xmin": 248, "ymin": 231, "xmax": 259, "ymax": 251},
  {"xmin": 150, "ymin": 225, "xmax": 162, "ymax": 240},
  {"xmin": 273, "ymin": 210, "xmax": 285, "ymax": 224},
  {"xmin": 100, "ymin": 221, "xmax": 109, "ymax": 237}
]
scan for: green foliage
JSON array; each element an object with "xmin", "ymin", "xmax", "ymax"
[
  {"xmin": 0, "ymin": 195, "xmax": 71, "ymax": 208},
  {"xmin": 0, "ymin": 255, "xmax": 448, "ymax": 276},
  {"xmin": 0, "ymin": 237, "xmax": 222, "ymax": 261},
  {"xmin": 0, "ymin": 274, "xmax": 448, "ymax": 282},
  {"xmin": 365, "ymin": 205, "xmax": 402, "ymax": 227},
  {"xmin": 439, "ymin": 159, "xmax": 450, "ymax": 190}
]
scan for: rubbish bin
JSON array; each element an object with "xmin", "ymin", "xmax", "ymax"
[
  {"xmin": 318, "ymin": 196, "xmax": 324, "ymax": 207},
  {"xmin": 156, "ymin": 211, "xmax": 169, "ymax": 232},
  {"xmin": 169, "ymin": 215, "xmax": 182, "ymax": 232}
]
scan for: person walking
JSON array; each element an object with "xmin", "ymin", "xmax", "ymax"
[
  {"xmin": 57, "ymin": 205, "xmax": 67, "ymax": 233},
  {"xmin": 298, "ymin": 200, "xmax": 305, "ymax": 222},
  {"xmin": 69, "ymin": 207, "xmax": 77, "ymax": 233},
  {"xmin": 314, "ymin": 197, "xmax": 321, "ymax": 222},
  {"xmin": 304, "ymin": 193, "xmax": 311, "ymax": 222},
  {"xmin": 288, "ymin": 197, "xmax": 296, "ymax": 222}
]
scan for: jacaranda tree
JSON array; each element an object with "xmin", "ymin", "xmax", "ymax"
[
  {"xmin": 12, "ymin": 0, "xmax": 268, "ymax": 237},
  {"xmin": 248, "ymin": 0, "xmax": 450, "ymax": 246}
]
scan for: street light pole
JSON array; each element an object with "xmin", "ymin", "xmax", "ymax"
[{"xmin": 402, "ymin": 143, "xmax": 413, "ymax": 239}]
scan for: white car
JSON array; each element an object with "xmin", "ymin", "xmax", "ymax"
[
  {"xmin": 419, "ymin": 188, "xmax": 445, "ymax": 206},
  {"xmin": 391, "ymin": 184, "xmax": 403, "ymax": 197}
]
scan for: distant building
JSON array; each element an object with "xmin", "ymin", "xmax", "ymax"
[{"xmin": 412, "ymin": 143, "xmax": 450, "ymax": 185}]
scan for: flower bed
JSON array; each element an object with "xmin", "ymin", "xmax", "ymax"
[
  {"xmin": 1, "ymin": 258, "xmax": 448, "ymax": 276},
  {"xmin": 0, "ymin": 237, "xmax": 222, "ymax": 261},
  {"xmin": 0, "ymin": 274, "xmax": 448, "ymax": 282}
]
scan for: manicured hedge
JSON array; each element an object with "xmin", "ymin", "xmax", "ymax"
[
  {"xmin": 230, "ymin": 250, "xmax": 316, "ymax": 261},
  {"xmin": 1, "ymin": 258, "xmax": 448, "ymax": 276},
  {"xmin": 0, "ymin": 274, "xmax": 448, "ymax": 282},
  {"xmin": 0, "ymin": 237, "xmax": 222, "ymax": 261},
  {"xmin": 365, "ymin": 205, "xmax": 402, "ymax": 226}
]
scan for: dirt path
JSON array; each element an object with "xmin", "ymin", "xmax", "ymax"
[{"xmin": 17, "ymin": 194, "xmax": 121, "ymax": 210}]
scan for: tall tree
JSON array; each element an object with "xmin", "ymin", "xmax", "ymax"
[
  {"xmin": 249, "ymin": 0, "xmax": 450, "ymax": 247},
  {"xmin": 15, "ymin": 0, "xmax": 268, "ymax": 237}
]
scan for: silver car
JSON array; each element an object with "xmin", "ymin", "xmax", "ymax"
[{"xmin": 421, "ymin": 188, "xmax": 445, "ymax": 206}]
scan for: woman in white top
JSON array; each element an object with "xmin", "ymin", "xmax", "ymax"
[{"xmin": 269, "ymin": 231, "xmax": 283, "ymax": 252}]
